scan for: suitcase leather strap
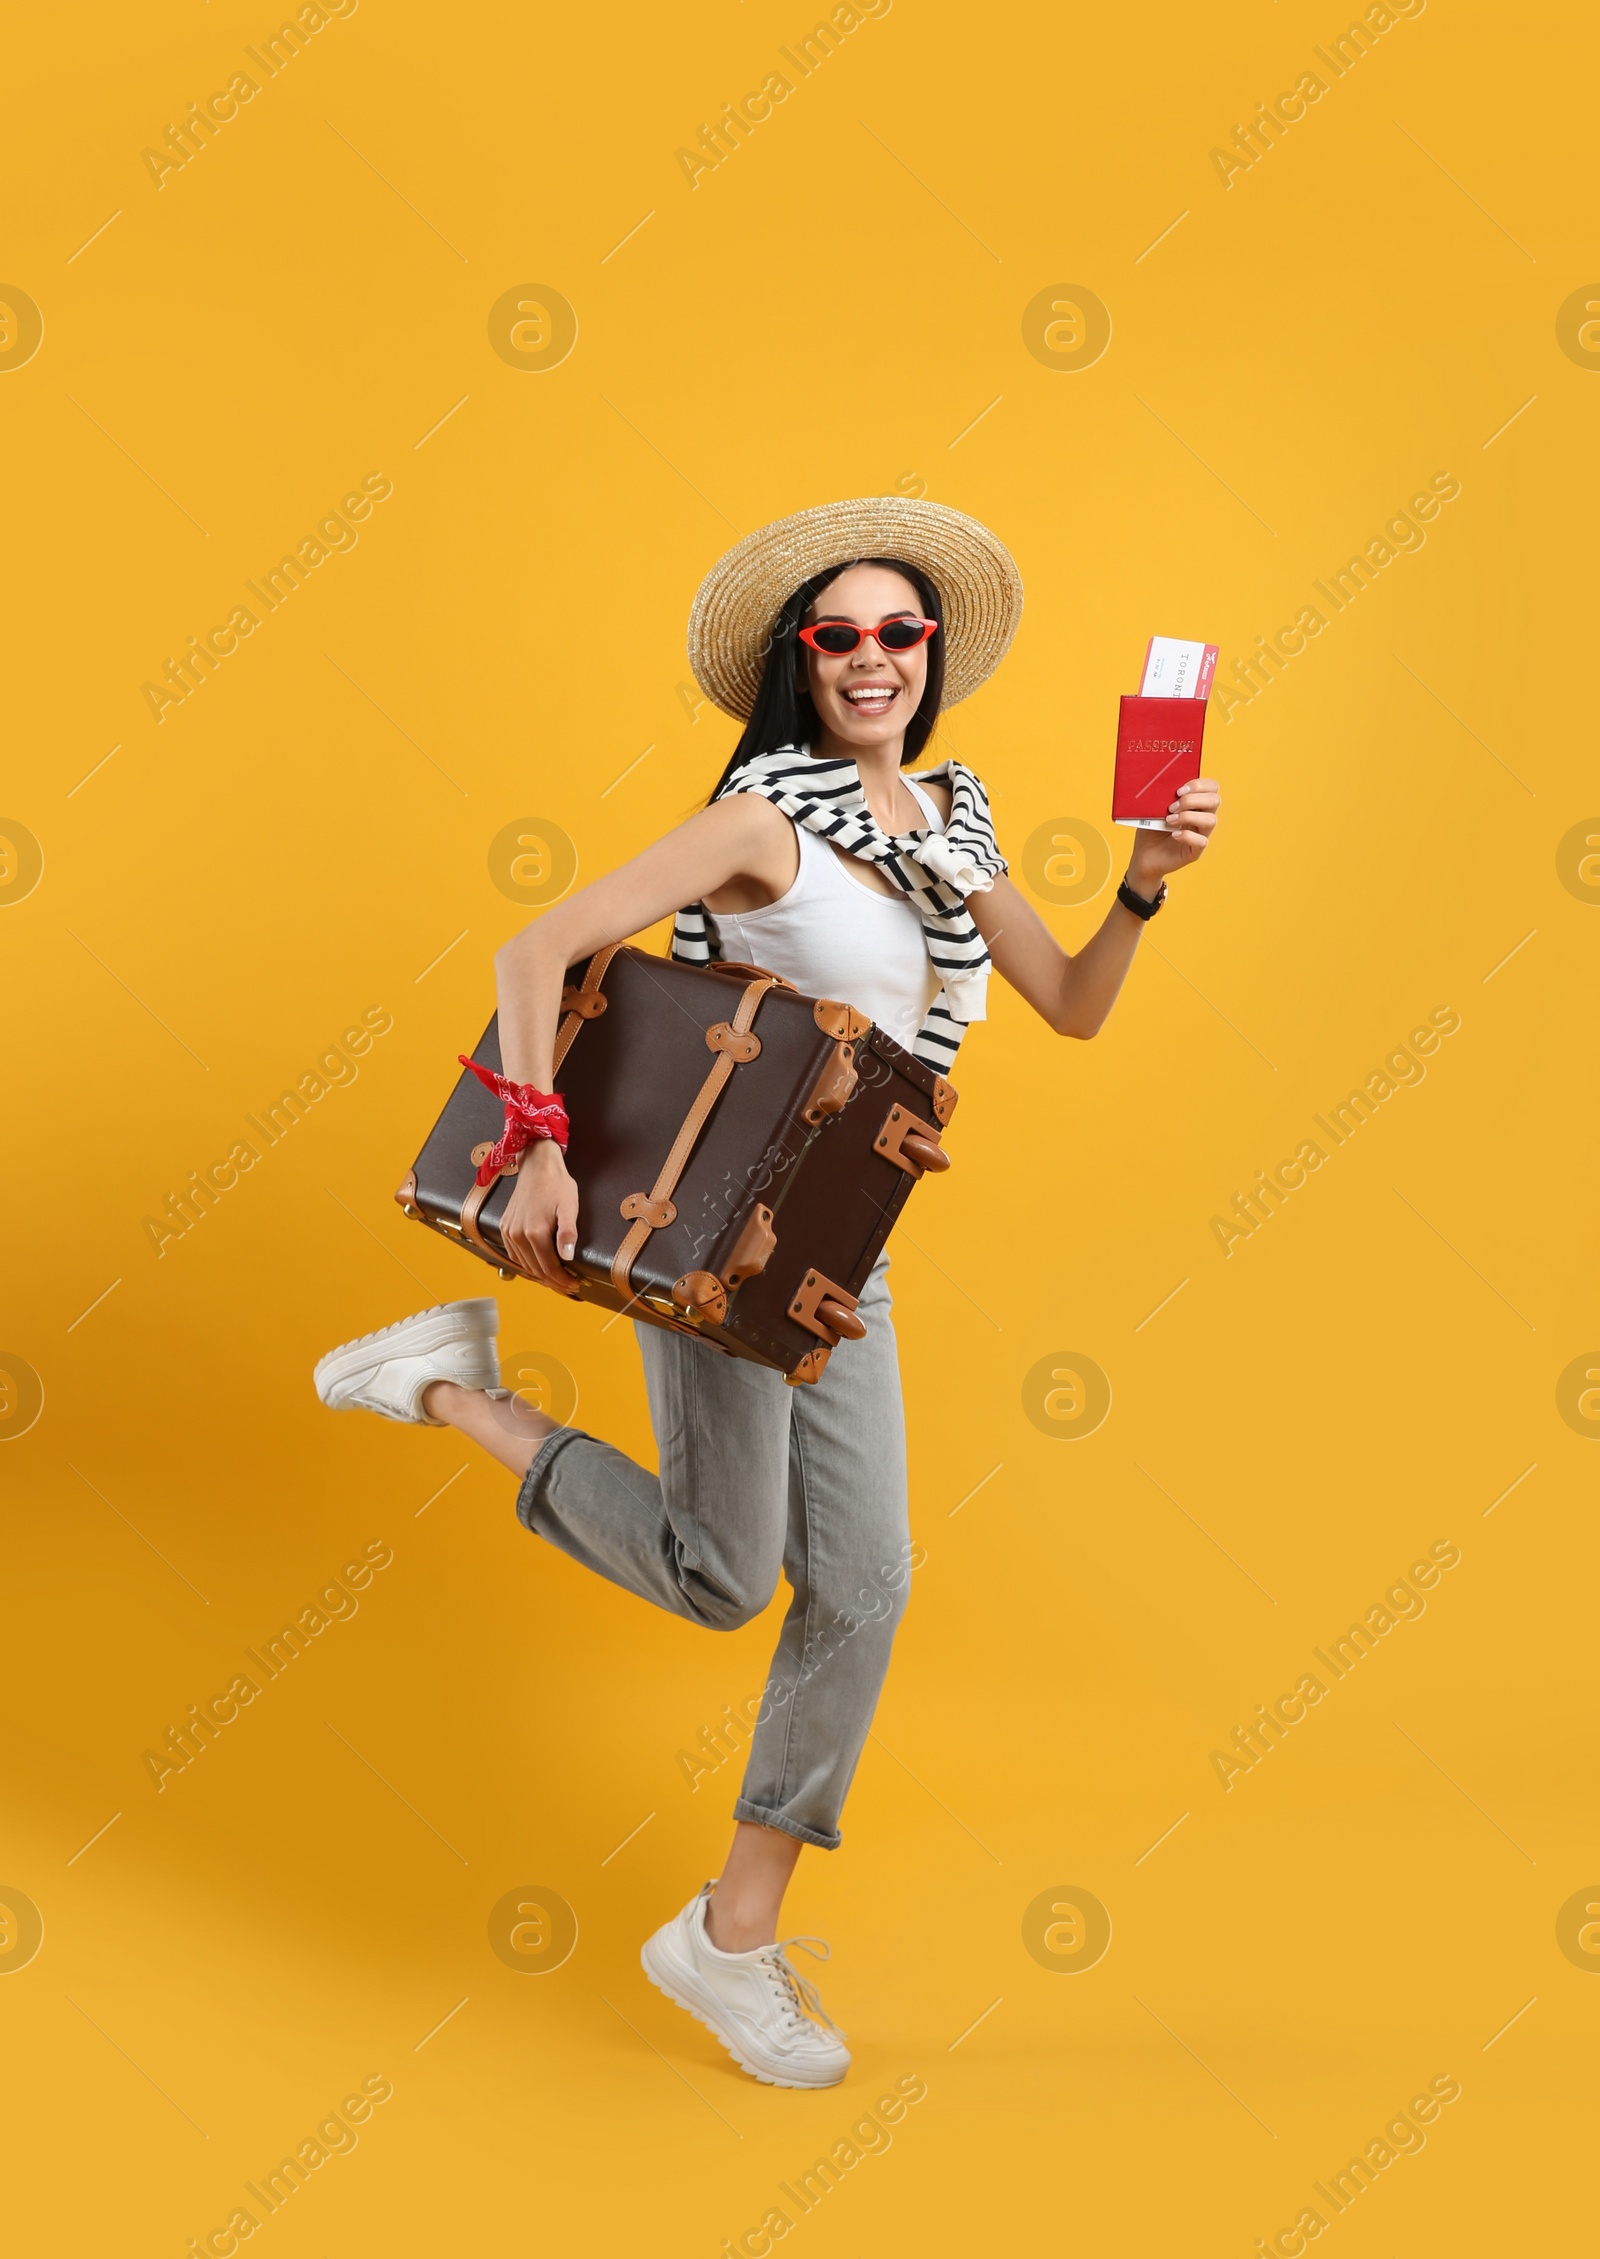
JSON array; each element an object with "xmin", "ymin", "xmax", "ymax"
[
  {"xmin": 460, "ymin": 1161, "xmax": 513, "ymax": 1262},
  {"xmin": 555, "ymin": 943, "xmax": 623, "ymax": 1071},
  {"xmin": 611, "ymin": 972, "xmax": 780, "ymax": 1297},
  {"xmin": 460, "ymin": 943, "xmax": 623, "ymax": 1279}
]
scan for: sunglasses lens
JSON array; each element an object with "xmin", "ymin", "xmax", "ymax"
[
  {"xmin": 876, "ymin": 618, "xmax": 929, "ymax": 651},
  {"xmin": 808, "ymin": 624, "xmax": 862, "ymax": 654}
]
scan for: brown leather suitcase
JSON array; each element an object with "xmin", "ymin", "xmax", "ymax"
[{"xmin": 395, "ymin": 944, "xmax": 957, "ymax": 1383}]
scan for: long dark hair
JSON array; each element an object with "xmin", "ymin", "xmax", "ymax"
[{"xmin": 703, "ymin": 556, "xmax": 946, "ymax": 804}]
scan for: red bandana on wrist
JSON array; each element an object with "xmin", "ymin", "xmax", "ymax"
[{"xmin": 458, "ymin": 1056, "xmax": 569, "ymax": 1185}]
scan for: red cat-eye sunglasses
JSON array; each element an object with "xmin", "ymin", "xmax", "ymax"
[{"xmin": 797, "ymin": 615, "xmax": 940, "ymax": 656}]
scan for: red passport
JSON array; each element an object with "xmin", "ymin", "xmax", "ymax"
[{"xmin": 1112, "ymin": 695, "xmax": 1208, "ymax": 826}]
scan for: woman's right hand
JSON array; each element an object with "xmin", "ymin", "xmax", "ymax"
[{"xmin": 497, "ymin": 1141, "xmax": 580, "ymax": 1287}]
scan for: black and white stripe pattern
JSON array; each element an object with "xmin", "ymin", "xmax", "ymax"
[{"xmin": 671, "ymin": 746, "xmax": 1007, "ymax": 1072}]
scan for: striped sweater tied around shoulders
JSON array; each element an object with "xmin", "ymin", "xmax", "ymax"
[{"xmin": 670, "ymin": 745, "xmax": 1007, "ymax": 1073}]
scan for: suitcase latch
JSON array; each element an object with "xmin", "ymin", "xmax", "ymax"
[
  {"xmin": 721, "ymin": 1203, "xmax": 776, "ymax": 1286},
  {"xmin": 801, "ymin": 1040, "xmax": 859, "ymax": 1124}
]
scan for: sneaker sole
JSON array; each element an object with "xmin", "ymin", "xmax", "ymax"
[
  {"xmin": 639, "ymin": 1934, "xmax": 848, "ymax": 2090},
  {"xmin": 313, "ymin": 1300, "xmax": 499, "ymax": 1402}
]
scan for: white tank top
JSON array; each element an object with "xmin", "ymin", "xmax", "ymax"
[{"xmin": 709, "ymin": 773, "xmax": 946, "ymax": 1051}]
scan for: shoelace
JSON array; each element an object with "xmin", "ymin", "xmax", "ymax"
[{"xmin": 752, "ymin": 1936, "xmax": 847, "ymax": 2043}]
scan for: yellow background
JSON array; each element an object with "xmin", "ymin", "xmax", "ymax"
[{"xmin": 3, "ymin": 0, "xmax": 1596, "ymax": 2250}]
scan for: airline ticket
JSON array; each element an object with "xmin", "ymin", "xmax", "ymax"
[{"xmin": 1139, "ymin": 636, "xmax": 1219, "ymax": 701}]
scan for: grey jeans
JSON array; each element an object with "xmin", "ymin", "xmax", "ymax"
[{"xmin": 514, "ymin": 1253, "xmax": 911, "ymax": 1849}]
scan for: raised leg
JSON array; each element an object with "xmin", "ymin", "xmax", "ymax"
[{"xmin": 420, "ymin": 1379, "xmax": 557, "ymax": 1478}]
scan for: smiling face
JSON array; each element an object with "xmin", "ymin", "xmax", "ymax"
[{"xmin": 801, "ymin": 562, "xmax": 931, "ymax": 755}]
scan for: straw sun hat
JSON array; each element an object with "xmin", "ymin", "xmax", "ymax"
[{"xmin": 686, "ymin": 496, "xmax": 1024, "ymax": 721}]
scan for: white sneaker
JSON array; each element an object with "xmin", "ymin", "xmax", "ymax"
[
  {"xmin": 641, "ymin": 1882, "xmax": 850, "ymax": 2089},
  {"xmin": 313, "ymin": 1300, "xmax": 499, "ymax": 1426}
]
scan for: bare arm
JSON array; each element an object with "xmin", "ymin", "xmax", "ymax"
[
  {"xmin": 967, "ymin": 776, "xmax": 1222, "ymax": 1038},
  {"xmin": 490, "ymin": 794, "xmax": 791, "ymax": 1284},
  {"xmin": 494, "ymin": 794, "xmax": 791, "ymax": 1086},
  {"xmin": 968, "ymin": 873, "xmax": 1142, "ymax": 1037}
]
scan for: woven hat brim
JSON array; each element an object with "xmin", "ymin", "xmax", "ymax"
[{"xmin": 687, "ymin": 497, "xmax": 1023, "ymax": 721}]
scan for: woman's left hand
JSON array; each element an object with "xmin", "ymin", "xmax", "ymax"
[{"xmin": 1126, "ymin": 776, "xmax": 1221, "ymax": 892}]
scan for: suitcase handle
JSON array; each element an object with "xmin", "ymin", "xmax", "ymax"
[{"xmin": 705, "ymin": 958, "xmax": 797, "ymax": 989}]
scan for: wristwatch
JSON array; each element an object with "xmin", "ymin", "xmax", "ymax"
[{"xmin": 1117, "ymin": 875, "xmax": 1167, "ymax": 920}]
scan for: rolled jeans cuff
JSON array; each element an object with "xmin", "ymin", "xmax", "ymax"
[
  {"xmin": 731, "ymin": 1797, "xmax": 842, "ymax": 1853},
  {"xmin": 514, "ymin": 1424, "xmax": 592, "ymax": 1534}
]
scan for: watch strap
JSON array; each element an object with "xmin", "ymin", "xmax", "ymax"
[{"xmin": 1117, "ymin": 876, "xmax": 1167, "ymax": 921}]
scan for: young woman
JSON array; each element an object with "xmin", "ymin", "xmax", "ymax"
[{"xmin": 314, "ymin": 498, "xmax": 1220, "ymax": 2089}]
